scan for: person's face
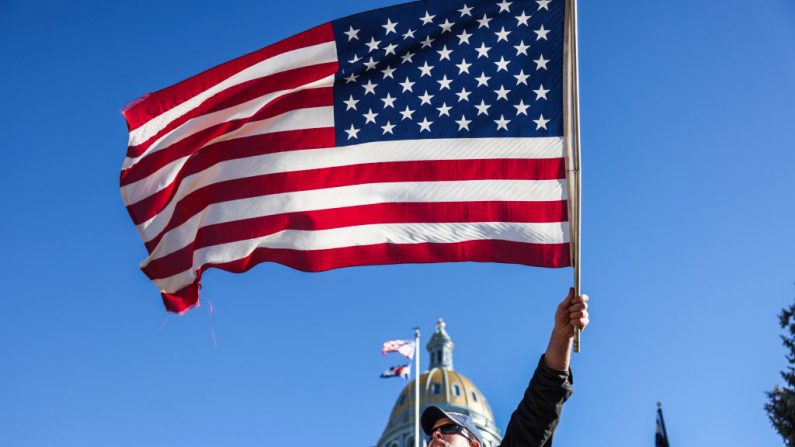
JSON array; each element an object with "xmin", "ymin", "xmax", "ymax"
[{"xmin": 428, "ymin": 418, "xmax": 480, "ymax": 447}]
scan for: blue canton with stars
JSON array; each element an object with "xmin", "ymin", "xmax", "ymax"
[{"xmin": 331, "ymin": 0, "xmax": 564, "ymax": 146}]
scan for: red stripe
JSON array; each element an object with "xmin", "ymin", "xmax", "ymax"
[
  {"xmin": 121, "ymin": 87, "xmax": 334, "ymax": 186},
  {"xmin": 124, "ymin": 62, "xmax": 338, "ymax": 159},
  {"xmin": 125, "ymin": 128, "xmax": 335, "ymax": 227},
  {"xmin": 137, "ymin": 157, "xmax": 566, "ymax": 247},
  {"xmin": 159, "ymin": 240, "xmax": 571, "ymax": 313},
  {"xmin": 142, "ymin": 200, "xmax": 569, "ymax": 279},
  {"xmin": 122, "ymin": 23, "xmax": 334, "ymax": 132}
]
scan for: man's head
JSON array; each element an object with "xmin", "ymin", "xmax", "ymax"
[{"xmin": 421, "ymin": 406, "xmax": 483, "ymax": 447}]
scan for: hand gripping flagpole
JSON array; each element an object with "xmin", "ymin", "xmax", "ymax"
[
  {"xmin": 414, "ymin": 328, "xmax": 421, "ymax": 447},
  {"xmin": 564, "ymin": 0, "xmax": 583, "ymax": 352}
]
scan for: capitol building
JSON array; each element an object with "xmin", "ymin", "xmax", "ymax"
[{"xmin": 376, "ymin": 319, "xmax": 503, "ymax": 447}]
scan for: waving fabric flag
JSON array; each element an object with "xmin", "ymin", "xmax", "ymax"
[
  {"xmin": 121, "ymin": 0, "xmax": 573, "ymax": 313},
  {"xmin": 381, "ymin": 364, "xmax": 411, "ymax": 379},
  {"xmin": 656, "ymin": 404, "xmax": 670, "ymax": 447},
  {"xmin": 382, "ymin": 339, "xmax": 416, "ymax": 359}
]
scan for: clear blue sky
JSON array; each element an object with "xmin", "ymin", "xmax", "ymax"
[{"xmin": 1, "ymin": 0, "xmax": 794, "ymax": 445}]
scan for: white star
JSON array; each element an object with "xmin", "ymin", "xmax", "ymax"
[
  {"xmin": 514, "ymin": 69, "xmax": 530, "ymax": 85},
  {"xmin": 399, "ymin": 105, "xmax": 416, "ymax": 120},
  {"xmin": 366, "ymin": 37, "xmax": 381, "ymax": 52},
  {"xmin": 455, "ymin": 114, "xmax": 472, "ymax": 131},
  {"xmin": 382, "ymin": 18, "xmax": 398, "ymax": 35},
  {"xmin": 344, "ymin": 73, "xmax": 359, "ymax": 84},
  {"xmin": 381, "ymin": 93, "xmax": 397, "ymax": 108},
  {"xmin": 534, "ymin": 24, "xmax": 550, "ymax": 40},
  {"xmin": 497, "ymin": 0, "xmax": 513, "ymax": 13},
  {"xmin": 383, "ymin": 43, "xmax": 398, "ymax": 56},
  {"xmin": 420, "ymin": 11, "xmax": 435, "ymax": 25},
  {"xmin": 438, "ymin": 19, "xmax": 454, "ymax": 33},
  {"xmin": 436, "ymin": 102, "xmax": 452, "ymax": 117},
  {"xmin": 515, "ymin": 10, "xmax": 531, "ymax": 26},
  {"xmin": 399, "ymin": 77, "xmax": 415, "ymax": 93},
  {"xmin": 456, "ymin": 87, "xmax": 472, "ymax": 102},
  {"xmin": 477, "ymin": 14, "xmax": 492, "ymax": 28},
  {"xmin": 403, "ymin": 28, "xmax": 416, "ymax": 40},
  {"xmin": 494, "ymin": 56, "xmax": 510, "ymax": 72},
  {"xmin": 533, "ymin": 84, "xmax": 550, "ymax": 100},
  {"xmin": 456, "ymin": 58, "xmax": 472, "ymax": 74},
  {"xmin": 420, "ymin": 35, "xmax": 435, "ymax": 48},
  {"xmin": 363, "ymin": 108, "xmax": 379, "ymax": 124},
  {"xmin": 458, "ymin": 3, "xmax": 474, "ymax": 17},
  {"xmin": 381, "ymin": 120, "xmax": 396, "ymax": 135},
  {"xmin": 381, "ymin": 65, "xmax": 396, "ymax": 79},
  {"xmin": 495, "ymin": 27, "xmax": 511, "ymax": 42},
  {"xmin": 494, "ymin": 84, "xmax": 511, "ymax": 101},
  {"xmin": 457, "ymin": 30, "xmax": 473, "ymax": 45},
  {"xmin": 534, "ymin": 54, "xmax": 549, "ymax": 70},
  {"xmin": 494, "ymin": 114, "xmax": 511, "ymax": 131},
  {"xmin": 418, "ymin": 90, "xmax": 434, "ymax": 105},
  {"xmin": 475, "ymin": 43, "xmax": 491, "ymax": 58},
  {"xmin": 534, "ymin": 113, "xmax": 550, "ymax": 130},
  {"xmin": 364, "ymin": 57, "xmax": 378, "ymax": 71},
  {"xmin": 362, "ymin": 79, "xmax": 378, "ymax": 95},
  {"xmin": 437, "ymin": 75, "xmax": 453, "ymax": 90},
  {"xmin": 401, "ymin": 51, "xmax": 415, "ymax": 64},
  {"xmin": 418, "ymin": 61, "xmax": 434, "ymax": 77},
  {"xmin": 514, "ymin": 40, "xmax": 530, "ymax": 55},
  {"xmin": 475, "ymin": 100, "xmax": 491, "ymax": 116},
  {"xmin": 345, "ymin": 124, "xmax": 360, "ymax": 140},
  {"xmin": 475, "ymin": 72, "xmax": 491, "ymax": 87},
  {"xmin": 537, "ymin": 0, "xmax": 551, "ymax": 11},
  {"xmin": 418, "ymin": 117, "xmax": 433, "ymax": 132},
  {"xmin": 513, "ymin": 100, "xmax": 530, "ymax": 115},
  {"xmin": 348, "ymin": 54, "xmax": 362, "ymax": 64},
  {"xmin": 344, "ymin": 95, "xmax": 359, "ymax": 111},
  {"xmin": 344, "ymin": 26, "xmax": 360, "ymax": 41},
  {"xmin": 437, "ymin": 45, "xmax": 453, "ymax": 61}
]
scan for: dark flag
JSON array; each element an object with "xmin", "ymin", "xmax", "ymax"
[{"xmin": 656, "ymin": 402, "xmax": 670, "ymax": 447}]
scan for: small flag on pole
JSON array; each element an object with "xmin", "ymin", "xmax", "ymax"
[
  {"xmin": 656, "ymin": 402, "xmax": 670, "ymax": 447},
  {"xmin": 381, "ymin": 364, "xmax": 411, "ymax": 379},
  {"xmin": 382, "ymin": 339, "xmax": 416, "ymax": 359}
]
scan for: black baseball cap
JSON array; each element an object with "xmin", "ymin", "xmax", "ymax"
[{"xmin": 421, "ymin": 406, "xmax": 483, "ymax": 444}]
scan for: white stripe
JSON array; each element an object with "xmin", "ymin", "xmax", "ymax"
[
  {"xmin": 141, "ymin": 179, "xmax": 568, "ymax": 265},
  {"xmin": 152, "ymin": 221, "xmax": 569, "ymax": 292},
  {"xmin": 122, "ymin": 105, "xmax": 334, "ymax": 207},
  {"xmin": 128, "ymin": 41, "xmax": 337, "ymax": 148},
  {"xmin": 122, "ymin": 74, "xmax": 335, "ymax": 170},
  {"xmin": 123, "ymin": 136, "xmax": 564, "ymax": 206}
]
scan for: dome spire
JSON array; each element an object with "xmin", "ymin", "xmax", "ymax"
[{"xmin": 427, "ymin": 318, "xmax": 455, "ymax": 370}]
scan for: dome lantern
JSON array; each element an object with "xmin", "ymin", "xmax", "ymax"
[{"xmin": 427, "ymin": 318, "xmax": 455, "ymax": 370}]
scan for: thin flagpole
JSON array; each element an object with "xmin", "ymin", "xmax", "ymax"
[
  {"xmin": 414, "ymin": 328, "xmax": 421, "ymax": 447},
  {"xmin": 564, "ymin": 0, "xmax": 583, "ymax": 352}
]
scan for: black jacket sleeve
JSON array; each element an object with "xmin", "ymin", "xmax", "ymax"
[{"xmin": 498, "ymin": 355, "xmax": 573, "ymax": 447}]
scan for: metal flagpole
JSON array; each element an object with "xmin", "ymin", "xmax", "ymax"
[
  {"xmin": 414, "ymin": 328, "xmax": 421, "ymax": 447},
  {"xmin": 564, "ymin": 0, "xmax": 583, "ymax": 352}
]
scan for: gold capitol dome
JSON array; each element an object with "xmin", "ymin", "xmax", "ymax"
[{"xmin": 376, "ymin": 319, "xmax": 503, "ymax": 447}]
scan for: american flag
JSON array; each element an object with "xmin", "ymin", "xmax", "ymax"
[
  {"xmin": 382, "ymin": 339, "xmax": 416, "ymax": 359},
  {"xmin": 121, "ymin": 0, "xmax": 572, "ymax": 313}
]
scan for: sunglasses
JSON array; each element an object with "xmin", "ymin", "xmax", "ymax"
[{"xmin": 428, "ymin": 423, "xmax": 474, "ymax": 442}]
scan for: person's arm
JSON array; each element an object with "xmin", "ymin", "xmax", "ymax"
[
  {"xmin": 499, "ymin": 289, "xmax": 589, "ymax": 447},
  {"xmin": 545, "ymin": 288, "xmax": 589, "ymax": 371}
]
